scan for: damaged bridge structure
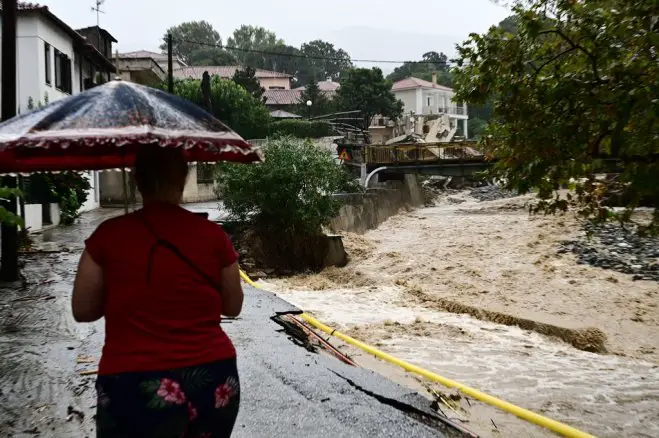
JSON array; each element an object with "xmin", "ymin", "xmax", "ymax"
[{"xmin": 336, "ymin": 141, "xmax": 492, "ymax": 188}]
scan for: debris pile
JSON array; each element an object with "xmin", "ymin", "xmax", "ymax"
[{"xmin": 559, "ymin": 222, "xmax": 659, "ymax": 282}]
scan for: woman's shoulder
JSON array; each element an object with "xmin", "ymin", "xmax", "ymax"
[{"xmin": 89, "ymin": 212, "xmax": 143, "ymax": 241}]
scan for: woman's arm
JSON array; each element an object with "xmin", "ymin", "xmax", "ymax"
[
  {"xmin": 71, "ymin": 250, "xmax": 105, "ymax": 322},
  {"xmin": 220, "ymin": 262, "xmax": 243, "ymax": 317}
]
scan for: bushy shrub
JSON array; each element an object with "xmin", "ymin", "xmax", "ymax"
[{"xmin": 215, "ymin": 136, "xmax": 359, "ymax": 235}]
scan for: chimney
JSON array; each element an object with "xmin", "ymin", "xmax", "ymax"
[{"xmin": 431, "ymin": 72, "xmax": 437, "ymax": 85}]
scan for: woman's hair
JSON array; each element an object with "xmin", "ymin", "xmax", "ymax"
[{"xmin": 134, "ymin": 145, "xmax": 189, "ymax": 202}]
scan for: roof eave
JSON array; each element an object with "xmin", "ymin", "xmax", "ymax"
[{"xmin": 20, "ymin": 6, "xmax": 117, "ymax": 73}]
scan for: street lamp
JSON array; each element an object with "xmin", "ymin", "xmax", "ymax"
[{"xmin": 306, "ymin": 100, "xmax": 312, "ymax": 120}]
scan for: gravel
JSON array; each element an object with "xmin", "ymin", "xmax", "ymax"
[{"xmin": 559, "ymin": 222, "xmax": 659, "ymax": 282}]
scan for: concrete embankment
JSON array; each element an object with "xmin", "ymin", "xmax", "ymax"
[{"xmin": 330, "ymin": 175, "xmax": 424, "ymax": 234}]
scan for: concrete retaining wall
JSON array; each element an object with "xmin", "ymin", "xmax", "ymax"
[
  {"xmin": 329, "ymin": 174, "xmax": 424, "ymax": 234},
  {"xmin": 99, "ymin": 166, "xmax": 217, "ymax": 206}
]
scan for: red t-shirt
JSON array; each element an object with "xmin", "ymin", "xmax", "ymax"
[{"xmin": 85, "ymin": 202, "xmax": 238, "ymax": 375}]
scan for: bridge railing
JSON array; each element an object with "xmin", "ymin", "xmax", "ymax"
[{"xmin": 365, "ymin": 142, "xmax": 483, "ymax": 165}]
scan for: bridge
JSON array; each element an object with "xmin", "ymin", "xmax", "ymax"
[{"xmin": 337, "ymin": 141, "xmax": 493, "ymax": 187}]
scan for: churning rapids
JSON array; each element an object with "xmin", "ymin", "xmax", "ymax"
[{"xmin": 267, "ymin": 191, "xmax": 659, "ymax": 438}]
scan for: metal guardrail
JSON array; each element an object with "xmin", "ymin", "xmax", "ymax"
[{"xmin": 365, "ymin": 142, "xmax": 483, "ymax": 165}]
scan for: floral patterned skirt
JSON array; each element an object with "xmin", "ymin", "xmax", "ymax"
[{"xmin": 95, "ymin": 358, "xmax": 240, "ymax": 438}]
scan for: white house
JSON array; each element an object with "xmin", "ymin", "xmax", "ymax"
[
  {"xmin": 392, "ymin": 75, "xmax": 469, "ymax": 138},
  {"xmin": 0, "ymin": 3, "xmax": 117, "ymax": 231}
]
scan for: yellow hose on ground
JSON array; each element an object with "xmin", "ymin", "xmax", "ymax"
[{"xmin": 239, "ymin": 269, "xmax": 597, "ymax": 438}]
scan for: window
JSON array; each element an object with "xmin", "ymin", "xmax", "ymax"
[
  {"xmin": 269, "ymin": 86, "xmax": 285, "ymax": 90},
  {"xmin": 44, "ymin": 43, "xmax": 52, "ymax": 85},
  {"xmin": 197, "ymin": 164, "xmax": 215, "ymax": 184},
  {"xmin": 54, "ymin": 48, "xmax": 72, "ymax": 94}
]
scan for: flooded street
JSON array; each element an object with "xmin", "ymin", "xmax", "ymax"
[{"xmin": 268, "ymin": 192, "xmax": 659, "ymax": 438}]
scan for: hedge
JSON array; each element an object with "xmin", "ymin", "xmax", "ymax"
[{"xmin": 269, "ymin": 120, "xmax": 336, "ymax": 139}]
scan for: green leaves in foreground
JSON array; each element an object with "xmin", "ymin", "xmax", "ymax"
[
  {"xmin": 452, "ymin": 0, "xmax": 658, "ymax": 232},
  {"xmin": 0, "ymin": 186, "xmax": 23, "ymax": 226}
]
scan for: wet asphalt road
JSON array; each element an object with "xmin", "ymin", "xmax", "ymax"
[{"xmin": 0, "ymin": 206, "xmax": 465, "ymax": 438}]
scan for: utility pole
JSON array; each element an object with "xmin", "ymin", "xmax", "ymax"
[
  {"xmin": 1, "ymin": 0, "xmax": 19, "ymax": 282},
  {"xmin": 167, "ymin": 33, "xmax": 174, "ymax": 93},
  {"xmin": 91, "ymin": 0, "xmax": 105, "ymax": 52}
]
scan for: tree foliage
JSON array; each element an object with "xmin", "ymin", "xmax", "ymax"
[
  {"xmin": 387, "ymin": 51, "xmax": 453, "ymax": 87},
  {"xmin": 232, "ymin": 67, "xmax": 265, "ymax": 101},
  {"xmin": 160, "ymin": 21, "xmax": 234, "ymax": 66},
  {"xmin": 226, "ymin": 25, "xmax": 283, "ymax": 66},
  {"xmin": 47, "ymin": 173, "xmax": 91, "ymax": 226},
  {"xmin": 23, "ymin": 172, "xmax": 90, "ymax": 226},
  {"xmin": 336, "ymin": 68, "xmax": 403, "ymax": 128},
  {"xmin": 0, "ymin": 186, "xmax": 23, "ymax": 227},
  {"xmin": 159, "ymin": 77, "xmax": 272, "ymax": 139},
  {"xmin": 215, "ymin": 137, "xmax": 359, "ymax": 235},
  {"xmin": 297, "ymin": 76, "xmax": 332, "ymax": 117},
  {"xmin": 298, "ymin": 40, "xmax": 353, "ymax": 85},
  {"xmin": 454, "ymin": 0, "xmax": 659, "ymax": 230}
]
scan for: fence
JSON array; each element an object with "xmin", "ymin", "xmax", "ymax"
[{"xmin": 364, "ymin": 142, "xmax": 483, "ymax": 165}]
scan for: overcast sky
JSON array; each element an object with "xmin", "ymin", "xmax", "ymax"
[{"xmin": 43, "ymin": 0, "xmax": 510, "ymax": 70}]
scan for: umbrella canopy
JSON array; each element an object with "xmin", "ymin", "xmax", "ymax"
[{"xmin": 0, "ymin": 80, "xmax": 262, "ymax": 173}]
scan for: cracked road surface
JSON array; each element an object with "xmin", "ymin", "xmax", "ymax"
[{"xmin": 0, "ymin": 206, "xmax": 469, "ymax": 437}]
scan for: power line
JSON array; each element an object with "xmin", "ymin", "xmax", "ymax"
[{"xmin": 168, "ymin": 37, "xmax": 456, "ymax": 66}]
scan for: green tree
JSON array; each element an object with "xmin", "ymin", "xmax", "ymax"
[
  {"xmin": 232, "ymin": 67, "xmax": 265, "ymax": 100},
  {"xmin": 160, "ymin": 77, "xmax": 272, "ymax": 139},
  {"xmin": 336, "ymin": 68, "xmax": 403, "ymax": 129},
  {"xmin": 298, "ymin": 40, "xmax": 353, "ymax": 85},
  {"xmin": 261, "ymin": 44, "xmax": 303, "ymax": 77},
  {"xmin": 216, "ymin": 137, "xmax": 359, "ymax": 235},
  {"xmin": 298, "ymin": 76, "xmax": 331, "ymax": 117},
  {"xmin": 387, "ymin": 51, "xmax": 453, "ymax": 86},
  {"xmin": 454, "ymin": 0, "xmax": 659, "ymax": 230},
  {"xmin": 160, "ymin": 21, "xmax": 234, "ymax": 66},
  {"xmin": 188, "ymin": 47, "xmax": 238, "ymax": 66},
  {"xmin": 226, "ymin": 25, "xmax": 283, "ymax": 67}
]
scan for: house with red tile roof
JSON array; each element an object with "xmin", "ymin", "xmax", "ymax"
[
  {"xmin": 264, "ymin": 80, "xmax": 340, "ymax": 109},
  {"xmin": 173, "ymin": 66, "xmax": 293, "ymax": 91},
  {"xmin": 392, "ymin": 74, "xmax": 469, "ymax": 137}
]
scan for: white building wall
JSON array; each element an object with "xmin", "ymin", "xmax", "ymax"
[
  {"xmin": 393, "ymin": 89, "xmax": 421, "ymax": 115},
  {"xmin": 1, "ymin": 14, "xmax": 101, "ymax": 230},
  {"xmin": 35, "ymin": 17, "xmax": 75, "ymax": 106}
]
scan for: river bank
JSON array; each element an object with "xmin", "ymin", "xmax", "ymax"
[{"xmin": 266, "ymin": 190, "xmax": 659, "ymax": 437}]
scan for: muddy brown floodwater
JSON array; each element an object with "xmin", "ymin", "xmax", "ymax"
[{"xmin": 267, "ymin": 192, "xmax": 659, "ymax": 438}]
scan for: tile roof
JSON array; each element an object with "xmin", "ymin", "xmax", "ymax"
[
  {"xmin": 294, "ymin": 81, "xmax": 340, "ymax": 92},
  {"xmin": 174, "ymin": 66, "xmax": 292, "ymax": 80},
  {"xmin": 0, "ymin": 1, "xmax": 43, "ymax": 10},
  {"xmin": 263, "ymin": 89, "xmax": 301, "ymax": 106},
  {"xmin": 270, "ymin": 109, "xmax": 302, "ymax": 118},
  {"xmin": 118, "ymin": 50, "xmax": 169, "ymax": 61},
  {"xmin": 392, "ymin": 77, "xmax": 454, "ymax": 92}
]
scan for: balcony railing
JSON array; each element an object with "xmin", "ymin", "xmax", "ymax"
[{"xmin": 422, "ymin": 106, "xmax": 468, "ymax": 116}]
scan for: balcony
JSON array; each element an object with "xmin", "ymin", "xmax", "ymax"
[{"xmin": 422, "ymin": 106, "xmax": 468, "ymax": 117}]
